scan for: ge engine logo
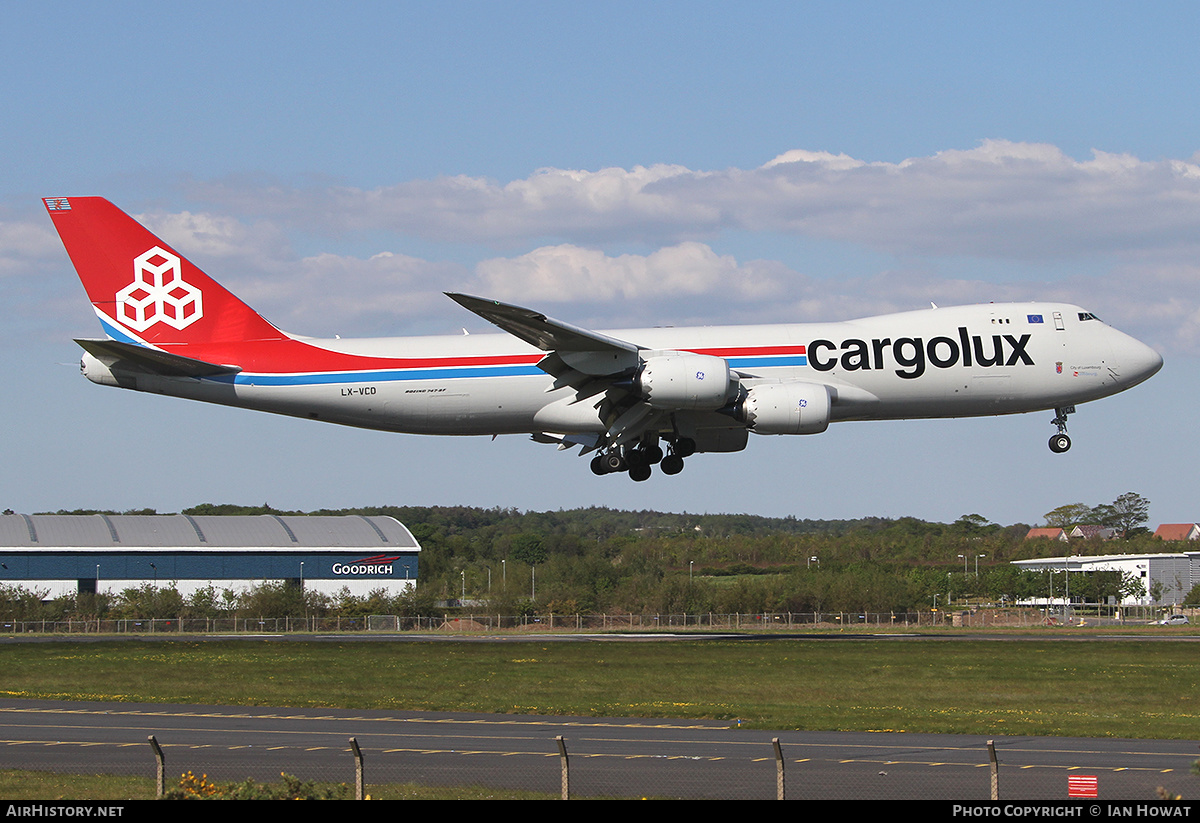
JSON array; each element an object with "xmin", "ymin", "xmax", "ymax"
[{"xmin": 116, "ymin": 247, "xmax": 203, "ymax": 331}]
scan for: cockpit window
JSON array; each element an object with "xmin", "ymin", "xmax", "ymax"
[{"xmin": 1078, "ymin": 312, "xmax": 1100, "ymax": 321}]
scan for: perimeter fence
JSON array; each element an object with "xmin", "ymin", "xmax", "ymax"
[
  {"xmin": 5, "ymin": 730, "xmax": 1194, "ymax": 800},
  {"xmin": 0, "ymin": 605, "xmax": 1171, "ymax": 634}
]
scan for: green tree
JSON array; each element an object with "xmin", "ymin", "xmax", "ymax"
[
  {"xmin": 237, "ymin": 581, "xmax": 309, "ymax": 617},
  {"xmin": 508, "ymin": 533, "xmax": 547, "ymax": 566},
  {"xmin": 1102, "ymin": 492, "xmax": 1152, "ymax": 535},
  {"xmin": 111, "ymin": 584, "xmax": 184, "ymax": 619},
  {"xmin": 0, "ymin": 584, "xmax": 52, "ymax": 621},
  {"xmin": 183, "ymin": 585, "xmax": 229, "ymax": 619},
  {"xmin": 1043, "ymin": 503, "xmax": 1093, "ymax": 530},
  {"xmin": 954, "ymin": 514, "xmax": 998, "ymax": 534}
]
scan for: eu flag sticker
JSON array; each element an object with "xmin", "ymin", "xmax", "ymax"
[{"xmin": 1027, "ymin": 314, "xmax": 1044, "ymax": 323}]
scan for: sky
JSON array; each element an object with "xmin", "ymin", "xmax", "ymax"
[{"xmin": 2, "ymin": 1, "xmax": 1198, "ymax": 527}]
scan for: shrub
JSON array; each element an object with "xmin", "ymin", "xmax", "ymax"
[{"xmin": 165, "ymin": 770, "xmax": 352, "ymax": 800}]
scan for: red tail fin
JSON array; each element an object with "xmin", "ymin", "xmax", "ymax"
[{"xmin": 44, "ymin": 197, "xmax": 285, "ymax": 346}]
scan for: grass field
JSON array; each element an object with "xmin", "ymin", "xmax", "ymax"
[
  {"xmin": 1, "ymin": 635, "xmax": 1198, "ymax": 738},
  {"xmin": 0, "ymin": 770, "xmax": 561, "ymax": 800}
]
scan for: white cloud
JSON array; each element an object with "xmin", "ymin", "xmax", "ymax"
[
  {"xmin": 136, "ymin": 209, "xmax": 291, "ymax": 265},
  {"xmin": 0, "ymin": 219, "xmax": 62, "ymax": 277},
  {"xmin": 471, "ymin": 241, "xmax": 777, "ymax": 303},
  {"xmin": 13, "ymin": 142, "xmax": 1200, "ymax": 353},
  {"xmin": 662, "ymin": 140, "xmax": 1200, "ymax": 260},
  {"xmin": 238, "ymin": 251, "xmax": 467, "ymax": 338},
  {"xmin": 189, "ymin": 163, "xmax": 720, "ymax": 245},
  {"xmin": 190, "ymin": 140, "xmax": 1200, "ymax": 264},
  {"xmin": 760, "ymin": 149, "xmax": 867, "ymax": 171}
]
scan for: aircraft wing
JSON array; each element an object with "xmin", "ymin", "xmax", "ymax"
[
  {"xmin": 446, "ymin": 293, "xmax": 644, "ymax": 378},
  {"xmin": 446, "ymin": 293, "xmax": 640, "ymax": 353},
  {"xmin": 447, "ymin": 294, "xmax": 656, "ymax": 450},
  {"xmin": 75, "ymin": 339, "xmax": 242, "ymax": 378}
]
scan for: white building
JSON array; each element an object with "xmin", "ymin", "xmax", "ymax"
[{"xmin": 1012, "ymin": 551, "xmax": 1200, "ymax": 607}]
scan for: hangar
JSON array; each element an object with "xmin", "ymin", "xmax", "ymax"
[{"xmin": 0, "ymin": 513, "xmax": 420, "ymax": 598}]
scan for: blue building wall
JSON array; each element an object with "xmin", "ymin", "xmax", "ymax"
[{"xmin": 0, "ymin": 551, "xmax": 418, "ymax": 585}]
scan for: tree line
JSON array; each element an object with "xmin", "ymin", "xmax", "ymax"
[{"xmin": 5, "ymin": 495, "xmax": 1183, "ymax": 621}]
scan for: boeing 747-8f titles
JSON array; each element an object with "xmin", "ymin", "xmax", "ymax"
[{"xmin": 45, "ymin": 197, "xmax": 1163, "ymax": 481}]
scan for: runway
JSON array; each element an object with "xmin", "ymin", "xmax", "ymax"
[{"xmin": 0, "ymin": 698, "xmax": 1195, "ymax": 800}]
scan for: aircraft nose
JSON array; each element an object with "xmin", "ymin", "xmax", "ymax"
[{"xmin": 1112, "ymin": 333, "xmax": 1163, "ymax": 387}]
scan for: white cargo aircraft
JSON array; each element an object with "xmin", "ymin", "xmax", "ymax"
[{"xmin": 45, "ymin": 197, "xmax": 1163, "ymax": 481}]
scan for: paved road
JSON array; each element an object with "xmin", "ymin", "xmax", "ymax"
[{"xmin": 1, "ymin": 698, "xmax": 1195, "ymax": 799}]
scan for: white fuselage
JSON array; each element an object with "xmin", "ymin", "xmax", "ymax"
[{"xmin": 84, "ymin": 302, "xmax": 1163, "ymax": 441}]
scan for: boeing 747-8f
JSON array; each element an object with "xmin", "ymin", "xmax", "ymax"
[{"xmin": 45, "ymin": 197, "xmax": 1163, "ymax": 481}]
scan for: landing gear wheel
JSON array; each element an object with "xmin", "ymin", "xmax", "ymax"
[
  {"xmin": 674, "ymin": 437, "xmax": 696, "ymax": 458},
  {"xmin": 591, "ymin": 454, "xmax": 608, "ymax": 475},
  {"xmin": 603, "ymin": 452, "xmax": 626, "ymax": 473},
  {"xmin": 1049, "ymin": 433, "xmax": 1072, "ymax": 453},
  {"xmin": 629, "ymin": 463, "xmax": 652, "ymax": 482},
  {"xmin": 660, "ymin": 454, "xmax": 685, "ymax": 475}
]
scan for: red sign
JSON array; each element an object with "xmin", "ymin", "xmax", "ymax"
[{"xmin": 1068, "ymin": 775, "xmax": 1098, "ymax": 798}]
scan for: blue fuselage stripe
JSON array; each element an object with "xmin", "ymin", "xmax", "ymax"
[
  {"xmin": 214, "ymin": 356, "xmax": 809, "ymax": 386},
  {"xmin": 212, "ymin": 364, "xmax": 548, "ymax": 386},
  {"xmin": 728, "ymin": 355, "xmax": 808, "ymax": 368}
]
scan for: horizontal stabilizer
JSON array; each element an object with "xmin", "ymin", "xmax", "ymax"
[{"xmin": 75, "ymin": 339, "xmax": 241, "ymax": 377}]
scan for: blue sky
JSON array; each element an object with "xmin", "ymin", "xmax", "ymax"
[{"xmin": 3, "ymin": 2, "xmax": 1197, "ymax": 526}]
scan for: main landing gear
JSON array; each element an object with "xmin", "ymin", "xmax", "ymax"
[
  {"xmin": 1048, "ymin": 406, "xmax": 1074, "ymax": 453},
  {"xmin": 590, "ymin": 436, "xmax": 695, "ymax": 481}
]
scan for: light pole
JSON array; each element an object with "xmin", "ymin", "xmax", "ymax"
[
  {"xmin": 976, "ymin": 554, "xmax": 985, "ymax": 576},
  {"xmin": 1064, "ymin": 555, "xmax": 1071, "ymax": 620}
]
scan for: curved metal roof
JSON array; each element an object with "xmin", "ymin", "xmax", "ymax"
[{"xmin": 0, "ymin": 514, "xmax": 418, "ymax": 551}]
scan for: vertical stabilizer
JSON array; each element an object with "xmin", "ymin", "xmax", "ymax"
[{"xmin": 44, "ymin": 197, "xmax": 285, "ymax": 346}]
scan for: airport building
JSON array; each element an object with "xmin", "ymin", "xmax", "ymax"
[
  {"xmin": 1012, "ymin": 551, "xmax": 1200, "ymax": 607},
  {"xmin": 0, "ymin": 513, "xmax": 419, "ymax": 598}
]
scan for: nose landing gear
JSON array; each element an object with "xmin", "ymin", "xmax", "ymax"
[{"xmin": 1048, "ymin": 406, "xmax": 1074, "ymax": 453}]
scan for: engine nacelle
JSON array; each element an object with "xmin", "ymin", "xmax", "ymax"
[
  {"xmin": 739, "ymin": 381, "xmax": 831, "ymax": 434},
  {"xmin": 635, "ymin": 353, "xmax": 734, "ymax": 410}
]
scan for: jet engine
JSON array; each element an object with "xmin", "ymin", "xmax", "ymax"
[
  {"xmin": 634, "ymin": 353, "xmax": 734, "ymax": 410},
  {"xmin": 737, "ymin": 381, "xmax": 831, "ymax": 434}
]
